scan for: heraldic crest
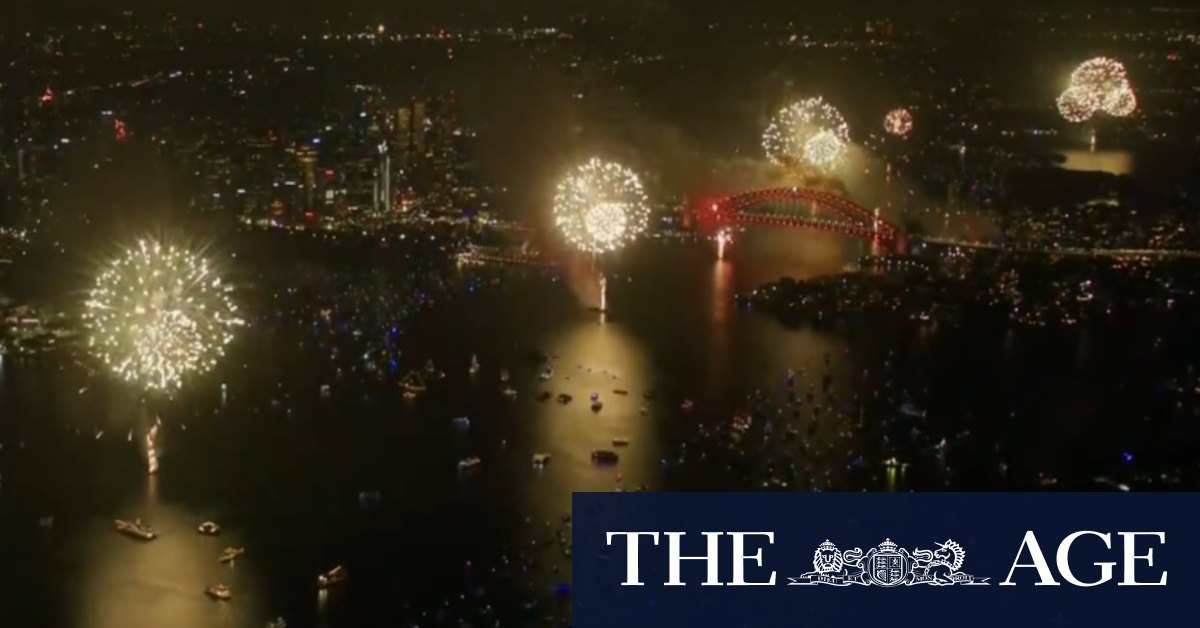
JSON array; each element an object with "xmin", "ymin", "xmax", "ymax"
[{"xmin": 789, "ymin": 538, "xmax": 989, "ymax": 586}]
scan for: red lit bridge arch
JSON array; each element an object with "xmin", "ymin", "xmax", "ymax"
[{"xmin": 692, "ymin": 188, "xmax": 901, "ymax": 249}]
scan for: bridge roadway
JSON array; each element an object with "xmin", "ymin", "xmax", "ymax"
[{"xmin": 916, "ymin": 236, "xmax": 1200, "ymax": 260}]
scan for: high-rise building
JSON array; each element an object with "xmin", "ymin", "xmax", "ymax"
[
  {"xmin": 374, "ymin": 142, "xmax": 390, "ymax": 217},
  {"xmin": 411, "ymin": 100, "xmax": 428, "ymax": 157},
  {"xmin": 295, "ymin": 144, "xmax": 319, "ymax": 212},
  {"xmin": 396, "ymin": 107, "xmax": 412, "ymax": 167}
]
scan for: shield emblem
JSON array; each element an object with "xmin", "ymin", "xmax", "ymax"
[{"xmin": 871, "ymin": 553, "xmax": 906, "ymax": 586}]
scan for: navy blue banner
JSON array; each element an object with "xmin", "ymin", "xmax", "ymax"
[{"xmin": 573, "ymin": 493, "xmax": 1200, "ymax": 628}]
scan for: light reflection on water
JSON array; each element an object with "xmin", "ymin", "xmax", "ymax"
[
  {"xmin": 1058, "ymin": 149, "xmax": 1134, "ymax": 176},
  {"xmin": 74, "ymin": 475, "xmax": 264, "ymax": 628}
]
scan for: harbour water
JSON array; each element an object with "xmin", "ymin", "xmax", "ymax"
[{"xmin": 1, "ymin": 229, "xmax": 1195, "ymax": 627}]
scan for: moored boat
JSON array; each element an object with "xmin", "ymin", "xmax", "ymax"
[
  {"xmin": 220, "ymin": 547, "xmax": 245, "ymax": 563},
  {"xmin": 205, "ymin": 584, "xmax": 232, "ymax": 601},
  {"xmin": 115, "ymin": 518, "xmax": 156, "ymax": 541},
  {"xmin": 318, "ymin": 565, "xmax": 348, "ymax": 589}
]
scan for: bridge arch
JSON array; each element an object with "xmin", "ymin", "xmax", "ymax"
[{"xmin": 693, "ymin": 187, "xmax": 900, "ymax": 247}]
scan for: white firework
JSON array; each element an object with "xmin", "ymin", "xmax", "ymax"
[
  {"xmin": 883, "ymin": 108, "xmax": 914, "ymax": 137},
  {"xmin": 84, "ymin": 238, "xmax": 243, "ymax": 393},
  {"xmin": 763, "ymin": 96, "xmax": 850, "ymax": 170},
  {"xmin": 1058, "ymin": 57, "xmax": 1137, "ymax": 123},
  {"xmin": 554, "ymin": 158, "xmax": 650, "ymax": 254}
]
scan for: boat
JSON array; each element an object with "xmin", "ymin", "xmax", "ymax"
[
  {"xmin": 681, "ymin": 399, "xmax": 695, "ymax": 412},
  {"xmin": 539, "ymin": 364, "xmax": 554, "ymax": 380},
  {"xmin": 318, "ymin": 565, "xmax": 348, "ymax": 589},
  {"xmin": 732, "ymin": 410, "xmax": 751, "ymax": 433},
  {"xmin": 537, "ymin": 391, "xmax": 552, "ymax": 402},
  {"xmin": 266, "ymin": 618, "xmax": 288, "ymax": 628},
  {"xmin": 501, "ymin": 387, "xmax": 518, "ymax": 399},
  {"xmin": 556, "ymin": 393, "xmax": 573, "ymax": 404},
  {"xmin": 899, "ymin": 402, "xmax": 927, "ymax": 419},
  {"xmin": 220, "ymin": 547, "xmax": 245, "ymax": 563},
  {"xmin": 205, "ymin": 584, "xmax": 232, "ymax": 601},
  {"xmin": 458, "ymin": 456, "xmax": 482, "ymax": 471},
  {"xmin": 532, "ymin": 453, "xmax": 551, "ymax": 466},
  {"xmin": 612, "ymin": 437, "xmax": 630, "ymax": 447},
  {"xmin": 590, "ymin": 392, "xmax": 602, "ymax": 411},
  {"xmin": 452, "ymin": 416, "xmax": 471, "ymax": 430},
  {"xmin": 115, "ymin": 518, "xmax": 156, "ymax": 541},
  {"xmin": 468, "ymin": 355, "xmax": 480, "ymax": 376},
  {"xmin": 499, "ymin": 368, "xmax": 510, "ymax": 383},
  {"xmin": 400, "ymin": 371, "xmax": 427, "ymax": 394},
  {"xmin": 591, "ymin": 450, "xmax": 620, "ymax": 465},
  {"xmin": 424, "ymin": 359, "xmax": 436, "ymax": 375},
  {"xmin": 613, "ymin": 389, "xmax": 629, "ymax": 395},
  {"xmin": 198, "ymin": 521, "xmax": 221, "ymax": 536}
]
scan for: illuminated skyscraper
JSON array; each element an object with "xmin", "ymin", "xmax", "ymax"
[
  {"xmin": 411, "ymin": 100, "xmax": 428, "ymax": 157},
  {"xmin": 296, "ymin": 145, "xmax": 318, "ymax": 212},
  {"xmin": 375, "ymin": 141, "xmax": 390, "ymax": 217}
]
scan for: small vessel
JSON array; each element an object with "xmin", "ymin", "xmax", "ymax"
[
  {"xmin": 400, "ymin": 371, "xmax": 427, "ymax": 395},
  {"xmin": 318, "ymin": 565, "xmax": 348, "ymax": 589},
  {"xmin": 899, "ymin": 402, "xmax": 927, "ymax": 419},
  {"xmin": 681, "ymin": 399, "xmax": 695, "ymax": 412},
  {"xmin": 452, "ymin": 416, "xmax": 471, "ymax": 430},
  {"xmin": 556, "ymin": 393, "xmax": 573, "ymax": 405},
  {"xmin": 115, "ymin": 518, "xmax": 156, "ymax": 541},
  {"xmin": 613, "ymin": 389, "xmax": 629, "ymax": 396},
  {"xmin": 732, "ymin": 410, "xmax": 751, "ymax": 433},
  {"xmin": 590, "ymin": 392, "xmax": 602, "ymax": 412},
  {"xmin": 612, "ymin": 437, "xmax": 630, "ymax": 447},
  {"xmin": 591, "ymin": 450, "xmax": 620, "ymax": 465},
  {"xmin": 501, "ymin": 387, "xmax": 518, "ymax": 399},
  {"xmin": 266, "ymin": 618, "xmax": 288, "ymax": 628},
  {"xmin": 424, "ymin": 359, "xmax": 436, "ymax": 375},
  {"xmin": 532, "ymin": 453, "xmax": 551, "ymax": 466},
  {"xmin": 220, "ymin": 547, "xmax": 245, "ymax": 563},
  {"xmin": 198, "ymin": 521, "xmax": 221, "ymax": 536},
  {"xmin": 468, "ymin": 355, "xmax": 480, "ymax": 376},
  {"xmin": 205, "ymin": 584, "xmax": 232, "ymax": 601},
  {"xmin": 320, "ymin": 384, "xmax": 332, "ymax": 399},
  {"xmin": 539, "ymin": 364, "xmax": 554, "ymax": 380},
  {"xmin": 458, "ymin": 456, "xmax": 482, "ymax": 471},
  {"xmin": 537, "ymin": 391, "xmax": 552, "ymax": 402},
  {"xmin": 499, "ymin": 368, "xmax": 510, "ymax": 383}
]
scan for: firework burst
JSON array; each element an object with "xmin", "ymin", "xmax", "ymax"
[
  {"xmin": 553, "ymin": 158, "xmax": 649, "ymax": 254},
  {"xmin": 84, "ymin": 238, "xmax": 242, "ymax": 393},
  {"xmin": 763, "ymin": 97, "xmax": 850, "ymax": 170},
  {"xmin": 1057, "ymin": 57, "xmax": 1136, "ymax": 123},
  {"xmin": 884, "ymin": 108, "xmax": 914, "ymax": 137}
]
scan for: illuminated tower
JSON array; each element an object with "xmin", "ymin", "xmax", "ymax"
[
  {"xmin": 411, "ymin": 99, "xmax": 428, "ymax": 157},
  {"xmin": 375, "ymin": 141, "xmax": 391, "ymax": 217},
  {"xmin": 296, "ymin": 145, "xmax": 318, "ymax": 212},
  {"xmin": 396, "ymin": 107, "xmax": 412, "ymax": 167}
]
